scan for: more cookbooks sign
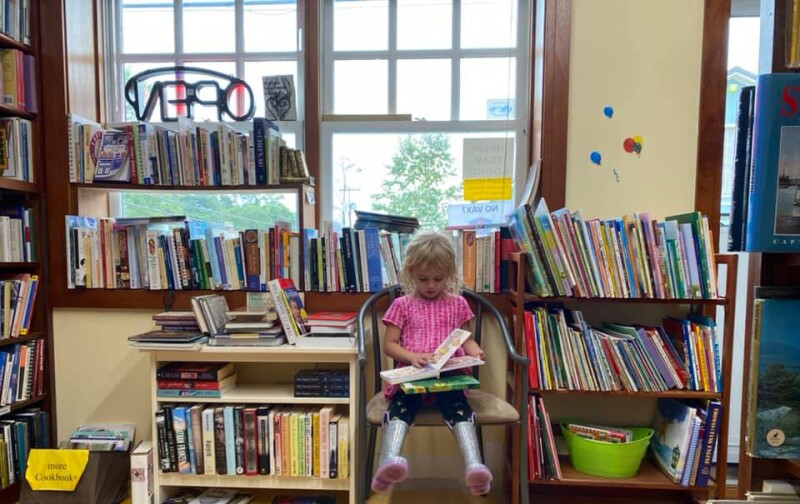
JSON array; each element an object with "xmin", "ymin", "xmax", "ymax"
[{"xmin": 25, "ymin": 449, "xmax": 89, "ymax": 491}]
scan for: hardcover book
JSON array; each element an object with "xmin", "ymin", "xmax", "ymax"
[
  {"xmin": 746, "ymin": 73, "xmax": 800, "ymax": 251},
  {"xmin": 400, "ymin": 374, "xmax": 480, "ymax": 395},
  {"xmin": 380, "ymin": 329, "xmax": 482, "ymax": 385},
  {"xmin": 747, "ymin": 288, "xmax": 800, "ymax": 459}
]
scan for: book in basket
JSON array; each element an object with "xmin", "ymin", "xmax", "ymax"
[{"xmin": 379, "ymin": 329, "xmax": 483, "ymax": 385}]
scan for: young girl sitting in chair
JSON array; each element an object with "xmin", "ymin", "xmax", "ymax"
[{"xmin": 371, "ymin": 231, "xmax": 492, "ymax": 495}]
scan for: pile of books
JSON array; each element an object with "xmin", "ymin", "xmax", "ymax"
[
  {"xmin": 155, "ymin": 405, "xmax": 350, "ymax": 480},
  {"xmin": 528, "ymin": 395, "xmax": 561, "ymax": 481},
  {"xmin": 294, "ymin": 369, "xmax": 349, "ymax": 398},
  {"xmin": 296, "ymin": 311, "xmax": 356, "ymax": 348},
  {"xmin": 128, "ymin": 311, "xmax": 207, "ymax": 350},
  {"xmin": 354, "ymin": 210, "xmax": 419, "ymax": 234},
  {"xmin": 524, "ymin": 308, "xmax": 721, "ymax": 393},
  {"xmin": 160, "ymin": 488, "xmax": 255, "ymax": 503},
  {"xmin": 192, "ymin": 294, "xmax": 284, "ymax": 347},
  {"xmin": 156, "ymin": 362, "xmax": 237, "ymax": 399},
  {"xmin": 68, "ymin": 422, "xmax": 135, "ymax": 452},
  {"xmin": 510, "ymin": 169, "xmax": 718, "ymax": 299},
  {"xmin": 651, "ymin": 398, "xmax": 722, "ymax": 488},
  {"xmin": 380, "ymin": 329, "xmax": 484, "ymax": 385}
]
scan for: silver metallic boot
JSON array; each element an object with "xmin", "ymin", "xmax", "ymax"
[
  {"xmin": 453, "ymin": 421, "xmax": 493, "ymax": 495},
  {"xmin": 371, "ymin": 419, "xmax": 410, "ymax": 492}
]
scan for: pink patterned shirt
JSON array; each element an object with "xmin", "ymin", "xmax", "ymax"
[{"xmin": 382, "ymin": 294, "xmax": 475, "ymax": 398}]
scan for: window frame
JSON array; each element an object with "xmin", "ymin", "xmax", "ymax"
[{"xmin": 318, "ymin": 0, "xmax": 533, "ymax": 225}]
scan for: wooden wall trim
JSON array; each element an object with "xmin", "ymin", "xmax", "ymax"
[
  {"xmin": 303, "ymin": 0, "xmax": 321, "ymax": 226},
  {"xmin": 694, "ymin": 0, "xmax": 731, "ymax": 249},
  {"xmin": 531, "ymin": 0, "xmax": 571, "ymax": 209}
]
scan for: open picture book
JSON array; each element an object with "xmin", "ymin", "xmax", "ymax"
[{"xmin": 380, "ymin": 328, "xmax": 485, "ymax": 385}]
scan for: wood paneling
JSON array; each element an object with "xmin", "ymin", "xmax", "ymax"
[{"xmin": 694, "ymin": 0, "xmax": 731, "ymax": 249}]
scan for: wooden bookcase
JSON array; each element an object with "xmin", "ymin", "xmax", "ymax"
[
  {"xmin": 139, "ymin": 345, "xmax": 360, "ymax": 504},
  {"xmin": 735, "ymin": 0, "xmax": 800, "ymax": 497},
  {"xmin": 505, "ymin": 252, "xmax": 738, "ymax": 503},
  {"xmin": 0, "ymin": 4, "xmax": 57, "ymax": 503}
]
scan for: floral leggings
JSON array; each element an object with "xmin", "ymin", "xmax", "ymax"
[{"xmin": 387, "ymin": 390, "xmax": 473, "ymax": 427}]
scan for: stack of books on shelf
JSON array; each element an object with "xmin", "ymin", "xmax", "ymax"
[
  {"xmin": 156, "ymin": 362, "xmax": 237, "ymax": 399},
  {"xmin": 192, "ymin": 293, "xmax": 284, "ymax": 347},
  {"xmin": 528, "ymin": 394, "xmax": 561, "ymax": 481},
  {"xmin": 0, "ymin": 273, "xmax": 38, "ymax": 338},
  {"xmin": 450, "ymin": 227, "xmax": 515, "ymax": 294},
  {"xmin": 160, "ymin": 488, "xmax": 255, "ymax": 504},
  {"xmin": 0, "ymin": 337, "xmax": 45, "ymax": 405},
  {"xmin": 296, "ymin": 311, "xmax": 356, "ymax": 349},
  {"xmin": 651, "ymin": 398, "xmax": 722, "ymax": 488},
  {"xmin": 0, "ymin": 118, "xmax": 35, "ymax": 183},
  {"xmin": 0, "ymin": 407, "xmax": 48, "ymax": 490},
  {"xmin": 128, "ymin": 311, "xmax": 207, "ymax": 350},
  {"xmin": 67, "ymin": 422, "xmax": 135, "ymax": 452},
  {"xmin": 523, "ymin": 307, "xmax": 721, "ymax": 393},
  {"xmin": 155, "ymin": 404, "xmax": 350, "ymax": 480},
  {"xmin": 67, "ymin": 115, "xmax": 310, "ymax": 186},
  {"xmin": 0, "ymin": 206, "xmax": 35, "ymax": 262},
  {"xmin": 293, "ymin": 369, "xmax": 349, "ymax": 398},
  {"xmin": 509, "ymin": 196, "xmax": 718, "ymax": 299}
]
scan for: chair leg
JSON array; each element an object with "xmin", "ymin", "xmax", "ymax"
[
  {"xmin": 476, "ymin": 424, "xmax": 485, "ymax": 463},
  {"xmin": 366, "ymin": 424, "xmax": 377, "ymax": 496}
]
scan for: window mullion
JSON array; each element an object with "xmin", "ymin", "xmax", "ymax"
[
  {"xmin": 388, "ymin": 0, "xmax": 397, "ymax": 114},
  {"xmin": 451, "ymin": 0, "xmax": 461, "ymax": 121},
  {"xmin": 174, "ymin": 0, "xmax": 183, "ymax": 61},
  {"xmin": 323, "ymin": 0, "xmax": 335, "ymax": 114}
]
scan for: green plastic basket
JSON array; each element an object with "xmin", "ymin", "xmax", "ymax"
[{"xmin": 560, "ymin": 422, "xmax": 654, "ymax": 479}]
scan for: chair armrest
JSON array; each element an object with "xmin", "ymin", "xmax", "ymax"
[{"xmin": 462, "ymin": 289, "xmax": 529, "ymax": 367}]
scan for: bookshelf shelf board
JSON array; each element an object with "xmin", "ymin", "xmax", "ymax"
[
  {"xmin": 0, "ymin": 394, "xmax": 47, "ymax": 418},
  {"xmin": 781, "ymin": 459, "xmax": 800, "ymax": 480},
  {"xmin": 513, "ymin": 292, "xmax": 728, "ymax": 306},
  {"xmin": 0, "ymin": 105, "xmax": 35, "ymax": 120},
  {"xmin": 157, "ymin": 472, "xmax": 350, "ymax": 491},
  {"xmin": 0, "ymin": 262, "xmax": 40, "ymax": 270},
  {"xmin": 0, "ymin": 332, "xmax": 43, "ymax": 348},
  {"xmin": 0, "ymin": 177, "xmax": 38, "ymax": 193},
  {"xmin": 73, "ymin": 182, "xmax": 312, "ymax": 192},
  {"xmin": 530, "ymin": 389, "xmax": 722, "ymax": 400},
  {"xmin": 156, "ymin": 383, "xmax": 349, "ymax": 405},
  {"xmin": 530, "ymin": 457, "xmax": 716, "ymax": 492},
  {"xmin": 143, "ymin": 344, "xmax": 357, "ymax": 364},
  {"xmin": 0, "ymin": 33, "xmax": 32, "ymax": 53}
]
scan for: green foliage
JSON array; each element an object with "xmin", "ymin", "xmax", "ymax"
[
  {"xmin": 121, "ymin": 192, "xmax": 295, "ymax": 230},
  {"xmin": 373, "ymin": 133, "xmax": 461, "ymax": 231},
  {"xmin": 759, "ymin": 362, "xmax": 800, "ymax": 411}
]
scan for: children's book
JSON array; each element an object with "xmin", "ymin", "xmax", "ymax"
[
  {"xmin": 400, "ymin": 374, "xmax": 480, "ymax": 395},
  {"xmin": 305, "ymin": 311, "xmax": 358, "ymax": 327},
  {"xmin": 379, "ymin": 329, "xmax": 483, "ymax": 385},
  {"xmin": 564, "ymin": 422, "xmax": 633, "ymax": 443},
  {"xmin": 651, "ymin": 398, "xmax": 698, "ymax": 482},
  {"xmin": 747, "ymin": 287, "xmax": 800, "ymax": 459}
]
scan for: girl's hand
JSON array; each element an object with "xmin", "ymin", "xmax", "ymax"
[
  {"xmin": 409, "ymin": 353, "xmax": 433, "ymax": 368},
  {"xmin": 464, "ymin": 343, "xmax": 485, "ymax": 360}
]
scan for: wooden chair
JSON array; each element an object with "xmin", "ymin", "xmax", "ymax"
[{"xmin": 356, "ymin": 286, "xmax": 529, "ymax": 504}]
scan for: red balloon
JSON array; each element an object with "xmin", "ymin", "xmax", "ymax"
[{"xmin": 623, "ymin": 138, "xmax": 635, "ymax": 153}]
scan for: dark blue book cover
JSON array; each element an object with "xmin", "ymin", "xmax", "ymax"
[
  {"xmin": 748, "ymin": 293, "xmax": 800, "ymax": 458},
  {"xmin": 746, "ymin": 73, "xmax": 800, "ymax": 251}
]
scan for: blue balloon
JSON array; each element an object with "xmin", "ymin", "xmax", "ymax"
[
  {"xmin": 590, "ymin": 151, "xmax": 602, "ymax": 165},
  {"xmin": 604, "ymin": 106, "xmax": 614, "ymax": 119}
]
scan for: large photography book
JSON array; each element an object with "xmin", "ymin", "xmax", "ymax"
[{"xmin": 746, "ymin": 73, "xmax": 800, "ymax": 252}]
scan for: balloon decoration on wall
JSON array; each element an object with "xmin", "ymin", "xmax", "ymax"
[
  {"xmin": 590, "ymin": 151, "xmax": 602, "ymax": 165},
  {"xmin": 623, "ymin": 135, "xmax": 644, "ymax": 156}
]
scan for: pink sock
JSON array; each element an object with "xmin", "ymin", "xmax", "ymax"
[
  {"xmin": 371, "ymin": 456, "xmax": 408, "ymax": 493},
  {"xmin": 465, "ymin": 464, "xmax": 492, "ymax": 495}
]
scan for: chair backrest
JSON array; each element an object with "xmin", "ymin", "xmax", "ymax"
[{"xmin": 356, "ymin": 286, "xmax": 505, "ymax": 396}]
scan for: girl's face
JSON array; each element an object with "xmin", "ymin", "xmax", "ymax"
[{"xmin": 411, "ymin": 266, "xmax": 448, "ymax": 300}]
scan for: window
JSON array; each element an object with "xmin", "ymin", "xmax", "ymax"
[
  {"xmin": 321, "ymin": 0, "xmax": 531, "ymax": 231},
  {"xmin": 106, "ymin": 0, "xmax": 303, "ymax": 224}
]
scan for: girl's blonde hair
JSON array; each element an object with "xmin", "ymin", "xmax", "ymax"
[{"xmin": 399, "ymin": 231, "xmax": 458, "ymax": 296}]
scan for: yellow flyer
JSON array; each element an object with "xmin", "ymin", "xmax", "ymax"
[{"xmin": 25, "ymin": 449, "xmax": 89, "ymax": 491}]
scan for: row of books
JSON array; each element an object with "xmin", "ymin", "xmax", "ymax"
[
  {"xmin": 0, "ymin": 339, "xmax": 45, "ymax": 406},
  {"xmin": 0, "ymin": 274, "xmax": 38, "ymax": 339},
  {"xmin": 523, "ymin": 308, "xmax": 721, "ymax": 393},
  {"xmin": 68, "ymin": 422, "xmax": 135, "ymax": 452},
  {"xmin": 0, "ymin": 0, "xmax": 31, "ymax": 46},
  {"xmin": 155, "ymin": 404, "xmax": 350, "ymax": 480},
  {"xmin": 0, "ymin": 117, "xmax": 35, "ymax": 183},
  {"xmin": 0, "ymin": 206, "xmax": 35, "ymax": 262},
  {"xmin": 156, "ymin": 362, "xmax": 237, "ymax": 399},
  {"xmin": 293, "ymin": 369, "xmax": 349, "ymax": 398},
  {"xmin": 0, "ymin": 407, "xmax": 48, "ymax": 491},
  {"xmin": 510, "ymin": 195, "xmax": 718, "ymax": 299},
  {"xmin": 728, "ymin": 74, "xmax": 800, "ymax": 253},
  {"xmin": 452, "ymin": 228, "xmax": 514, "ymax": 294},
  {"xmin": 1, "ymin": 50, "xmax": 35, "ymax": 113},
  {"xmin": 651, "ymin": 398, "xmax": 722, "ymax": 488},
  {"xmin": 68, "ymin": 116, "xmax": 309, "ymax": 187},
  {"xmin": 527, "ymin": 395, "xmax": 561, "ymax": 481}
]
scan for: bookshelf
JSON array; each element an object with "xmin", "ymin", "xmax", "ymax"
[
  {"xmin": 506, "ymin": 252, "xmax": 738, "ymax": 503},
  {"xmin": 139, "ymin": 345, "xmax": 360, "ymax": 504},
  {"xmin": 0, "ymin": 2, "xmax": 56, "ymax": 503},
  {"xmin": 735, "ymin": 0, "xmax": 800, "ymax": 497}
]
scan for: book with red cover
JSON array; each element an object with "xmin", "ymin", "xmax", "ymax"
[
  {"xmin": 305, "ymin": 311, "xmax": 357, "ymax": 327},
  {"xmin": 156, "ymin": 362, "xmax": 234, "ymax": 381}
]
